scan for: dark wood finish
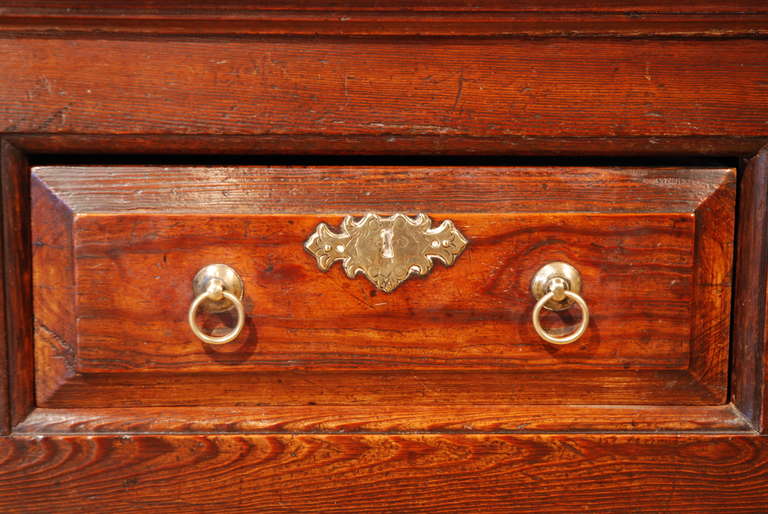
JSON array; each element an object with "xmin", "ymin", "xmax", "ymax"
[
  {"xmin": 30, "ymin": 166, "xmax": 733, "ymax": 407},
  {"xmin": 765, "ymin": 259, "xmax": 768, "ymax": 432},
  {"xmin": 3, "ymin": 0, "xmax": 767, "ymax": 11},
  {"xmin": 0, "ymin": 144, "xmax": 9, "ymax": 435},
  {"xmin": 16, "ymin": 404, "xmax": 752, "ymax": 434},
  {"xmin": 1, "ymin": 1, "xmax": 767, "ymax": 38},
  {"xmin": 733, "ymin": 147, "xmax": 768, "ymax": 431},
  {"xmin": 2, "ymin": 39, "xmax": 768, "ymax": 143},
  {"xmin": 1, "ymin": 434, "xmax": 768, "ymax": 512},
  {"xmin": 8, "ymin": 134, "xmax": 768, "ymax": 157},
  {"xmin": 2, "ymin": 11, "xmax": 768, "ymax": 39},
  {"xmin": 0, "ymin": 141, "xmax": 32, "ymax": 430}
]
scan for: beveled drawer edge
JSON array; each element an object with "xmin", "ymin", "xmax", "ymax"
[{"xmin": 13, "ymin": 403, "xmax": 754, "ymax": 435}]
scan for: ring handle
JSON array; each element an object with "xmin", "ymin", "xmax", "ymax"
[
  {"xmin": 530, "ymin": 262, "xmax": 590, "ymax": 345},
  {"xmin": 188, "ymin": 264, "xmax": 245, "ymax": 345},
  {"xmin": 532, "ymin": 289, "xmax": 589, "ymax": 345}
]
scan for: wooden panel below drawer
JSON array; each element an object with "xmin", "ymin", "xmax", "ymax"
[
  {"xmin": 0, "ymin": 434, "xmax": 767, "ymax": 512},
  {"xmin": 31, "ymin": 166, "xmax": 734, "ymax": 407}
]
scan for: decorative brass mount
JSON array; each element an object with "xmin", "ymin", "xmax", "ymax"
[{"xmin": 304, "ymin": 213, "xmax": 468, "ymax": 293}]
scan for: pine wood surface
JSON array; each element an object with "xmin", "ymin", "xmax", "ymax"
[
  {"xmin": 15, "ymin": 404, "xmax": 752, "ymax": 434},
  {"xmin": 733, "ymin": 148, "xmax": 768, "ymax": 431},
  {"xmin": 0, "ymin": 434, "xmax": 767, "ymax": 512},
  {"xmin": 32, "ymin": 165, "xmax": 730, "ymax": 214},
  {"xmin": 2, "ymin": 39, "xmax": 768, "ymax": 143},
  {"xmin": 1, "ymin": 142, "xmax": 32, "ymax": 429},
  {"xmin": 30, "ymin": 166, "xmax": 734, "ymax": 407},
  {"xmin": 2, "ymin": 2, "xmax": 768, "ymax": 510},
  {"xmin": 1, "ymin": 1, "xmax": 768, "ymax": 38}
]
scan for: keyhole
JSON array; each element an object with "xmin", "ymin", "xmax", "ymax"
[{"xmin": 381, "ymin": 228, "xmax": 394, "ymax": 259}]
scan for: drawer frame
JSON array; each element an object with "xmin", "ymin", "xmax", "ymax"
[{"xmin": 2, "ymin": 137, "xmax": 766, "ymax": 435}]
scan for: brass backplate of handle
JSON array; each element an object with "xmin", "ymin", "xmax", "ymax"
[{"xmin": 304, "ymin": 213, "xmax": 468, "ymax": 293}]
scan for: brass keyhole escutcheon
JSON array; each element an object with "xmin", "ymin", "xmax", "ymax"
[{"xmin": 304, "ymin": 213, "xmax": 468, "ymax": 293}]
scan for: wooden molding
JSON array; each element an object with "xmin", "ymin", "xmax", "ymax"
[
  {"xmin": 732, "ymin": 146, "xmax": 768, "ymax": 432},
  {"xmin": 0, "ymin": 141, "xmax": 33, "ymax": 431},
  {"xmin": 7, "ymin": 134, "xmax": 768, "ymax": 158},
  {"xmin": 1, "ymin": 2, "xmax": 768, "ymax": 38},
  {"xmin": 15, "ymin": 404, "xmax": 753, "ymax": 434}
]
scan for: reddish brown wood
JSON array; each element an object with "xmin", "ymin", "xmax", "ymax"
[
  {"xmin": 1, "ymin": 0, "xmax": 767, "ymax": 39},
  {"xmin": 2, "ymin": 2, "xmax": 768, "ymax": 510},
  {"xmin": 30, "ymin": 170, "xmax": 75, "ymax": 404},
  {"xmin": 32, "ymin": 165, "xmax": 731, "ymax": 214},
  {"xmin": 15, "ymin": 404, "xmax": 751, "ymax": 434},
  {"xmin": 30, "ymin": 166, "xmax": 733, "ymax": 407},
  {"xmin": 1, "ymin": 141, "xmax": 32, "ymax": 429},
  {"xmin": 2, "ymin": 39, "xmax": 768, "ymax": 141},
  {"xmin": 732, "ymin": 148, "xmax": 768, "ymax": 431},
  {"xmin": 2, "ymin": 10, "xmax": 768, "ymax": 38},
  {"xmin": 689, "ymin": 170, "xmax": 736, "ymax": 399},
  {"xmin": 8, "ymin": 134, "xmax": 768, "ymax": 157},
  {"xmin": 0, "ymin": 143, "xmax": 9, "ymax": 435},
  {"xmin": 37, "ymin": 370, "xmax": 719, "ymax": 409},
  {"xmin": 0, "ymin": 434, "xmax": 767, "ymax": 511},
  {"xmin": 3, "ymin": 0, "xmax": 767, "ymax": 12},
  {"xmin": 761, "ymin": 255, "xmax": 768, "ymax": 433},
  {"xmin": 66, "ymin": 215, "xmax": 698, "ymax": 370}
]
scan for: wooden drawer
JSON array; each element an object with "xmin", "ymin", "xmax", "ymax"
[{"xmin": 31, "ymin": 165, "xmax": 734, "ymax": 408}]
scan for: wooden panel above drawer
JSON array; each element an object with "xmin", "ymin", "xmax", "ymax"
[{"xmin": 31, "ymin": 165, "xmax": 734, "ymax": 407}]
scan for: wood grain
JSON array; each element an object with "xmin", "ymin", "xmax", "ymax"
[
  {"xmin": 37, "ymin": 369, "xmax": 721, "ymax": 409},
  {"xmin": 30, "ymin": 169, "xmax": 75, "ymax": 405},
  {"xmin": 2, "ymin": 4, "xmax": 768, "ymax": 510},
  {"xmin": 15, "ymin": 404, "xmax": 752, "ymax": 434},
  {"xmin": 2, "ymin": 39, "xmax": 768, "ymax": 140},
  {"xmin": 33, "ymin": 165, "xmax": 730, "ymax": 214},
  {"xmin": 1, "ymin": 141, "xmax": 32, "ymax": 429},
  {"xmin": 30, "ymin": 166, "xmax": 734, "ymax": 407},
  {"xmin": 3, "ymin": 0, "xmax": 767, "ymax": 12},
  {"xmin": 732, "ymin": 147, "xmax": 768, "ymax": 431},
  {"xmin": 0, "ymin": 142, "xmax": 10, "ymax": 434},
  {"xmin": 689, "ymin": 169, "xmax": 736, "ymax": 399},
  {"xmin": 71, "ymin": 212, "xmax": 697, "ymax": 372},
  {"xmin": 1, "ymin": 1, "xmax": 767, "ymax": 38},
  {"xmin": 0, "ymin": 434, "xmax": 767, "ymax": 512},
  {"xmin": 9, "ymin": 134, "xmax": 768, "ymax": 157},
  {"xmin": 2, "ymin": 11, "xmax": 768, "ymax": 38}
]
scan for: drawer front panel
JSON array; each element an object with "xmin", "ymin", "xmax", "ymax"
[
  {"xmin": 31, "ymin": 165, "xmax": 734, "ymax": 407},
  {"xmin": 70, "ymin": 212, "xmax": 693, "ymax": 372}
]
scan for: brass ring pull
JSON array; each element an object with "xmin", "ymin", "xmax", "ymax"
[
  {"xmin": 188, "ymin": 264, "xmax": 245, "ymax": 345},
  {"xmin": 532, "ymin": 288, "xmax": 589, "ymax": 345},
  {"xmin": 530, "ymin": 262, "xmax": 590, "ymax": 345}
]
